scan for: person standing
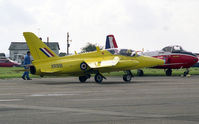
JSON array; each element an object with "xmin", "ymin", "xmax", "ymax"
[{"xmin": 22, "ymin": 51, "xmax": 32, "ymax": 80}]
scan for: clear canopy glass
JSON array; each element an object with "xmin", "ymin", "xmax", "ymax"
[
  {"xmin": 107, "ymin": 48, "xmax": 138, "ymax": 57},
  {"xmin": 162, "ymin": 45, "xmax": 185, "ymax": 53}
]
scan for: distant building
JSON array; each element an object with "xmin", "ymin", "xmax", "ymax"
[{"xmin": 9, "ymin": 42, "xmax": 60, "ymax": 63}]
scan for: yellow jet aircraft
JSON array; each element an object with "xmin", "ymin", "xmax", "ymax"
[{"xmin": 23, "ymin": 32, "xmax": 164, "ymax": 83}]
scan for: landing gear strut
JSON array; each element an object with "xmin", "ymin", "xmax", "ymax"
[
  {"xmin": 123, "ymin": 70, "xmax": 133, "ymax": 82},
  {"xmin": 166, "ymin": 68, "xmax": 172, "ymax": 76},
  {"xmin": 183, "ymin": 68, "xmax": 189, "ymax": 77},
  {"xmin": 137, "ymin": 69, "xmax": 144, "ymax": 76}
]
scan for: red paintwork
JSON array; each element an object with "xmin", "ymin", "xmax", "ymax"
[
  {"xmin": 0, "ymin": 59, "xmax": 20, "ymax": 67},
  {"xmin": 153, "ymin": 54, "xmax": 198, "ymax": 69}
]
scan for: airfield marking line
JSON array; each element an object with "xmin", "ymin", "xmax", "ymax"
[
  {"xmin": 0, "ymin": 103, "xmax": 192, "ymax": 118},
  {"xmin": 30, "ymin": 93, "xmax": 77, "ymax": 96},
  {"xmin": 0, "ymin": 103, "xmax": 132, "ymax": 117},
  {"xmin": 0, "ymin": 92, "xmax": 79, "ymax": 96},
  {"xmin": 0, "ymin": 93, "xmax": 30, "ymax": 96},
  {"xmin": 0, "ymin": 99, "xmax": 23, "ymax": 102}
]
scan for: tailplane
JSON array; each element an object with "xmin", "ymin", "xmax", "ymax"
[
  {"xmin": 23, "ymin": 32, "xmax": 58, "ymax": 60},
  {"xmin": 105, "ymin": 35, "xmax": 118, "ymax": 49}
]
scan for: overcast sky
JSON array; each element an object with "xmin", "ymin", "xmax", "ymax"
[{"xmin": 1, "ymin": 0, "xmax": 199, "ymax": 56}]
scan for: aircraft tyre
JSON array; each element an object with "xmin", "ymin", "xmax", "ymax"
[
  {"xmin": 137, "ymin": 69, "xmax": 144, "ymax": 76},
  {"xmin": 79, "ymin": 76, "xmax": 87, "ymax": 83},
  {"xmin": 123, "ymin": 74, "xmax": 132, "ymax": 82},
  {"xmin": 166, "ymin": 69, "xmax": 172, "ymax": 76},
  {"xmin": 80, "ymin": 62, "xmax": 88, "ymax": 71},
  {"xmin": 95, "ymin": 74, "xmax": 103, "ymax": 83}
]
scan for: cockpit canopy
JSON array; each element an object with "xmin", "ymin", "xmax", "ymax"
[
  {"xmin": 107, "ymin": 48, "xmax": 138, "ymax": 57},
  {"xmin": 162, "ymin": 45, "xmax": 186, "ymax": 53}
]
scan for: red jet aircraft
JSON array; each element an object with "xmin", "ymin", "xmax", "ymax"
[
  {"xmin": 105, "ymin": 35, "xmax": 198, "ymax": 76},
  {"xmin": 140, "ymin": 45, "xmax": 198, "ymax": 76}
]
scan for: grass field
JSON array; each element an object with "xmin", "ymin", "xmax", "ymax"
[
  {"xmin": 0, "ymin": 67, "xmax": 199, "ymax": 79},
  {"xmin": 0, "ymin": 67, "xmax": 39, "ymax": 79},
  {"xmin": 106, "ymin": 68, "xmax": 199, "ymax": 76}
]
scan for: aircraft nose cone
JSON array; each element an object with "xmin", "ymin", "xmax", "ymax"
[
  {"xmin": 192, "ymin": 56, "xmax": 199, "ymax": 66},
  {"xmin": 152, "ymin": 57, "xmax": 165, "ymax": 66},
  {"xmin": 144, "ymin": 56, "xmax": 165, "ymax": 67},
  {"xmin": 194, "ymin": 57, "xmax": 198, "ymax": 63}
]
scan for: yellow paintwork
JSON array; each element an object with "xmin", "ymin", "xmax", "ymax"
[{"xmin": 23, "ymin": 32, "xmax": 164, "ymax": 76}]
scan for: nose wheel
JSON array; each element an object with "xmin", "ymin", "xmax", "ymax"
[{"xmin": 183, "ymin": 68, "xmax": 189, "ymax": 77}]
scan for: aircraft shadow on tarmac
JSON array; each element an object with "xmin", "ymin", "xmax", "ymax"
[
  {"xmin": 29, "ymin": 78, "xmax": 164, "ymax": 85},
  {"xmin": 31, "ymin": 80, "xmax": 131, "ymax": 85},
  {"xmin": 32, "ymin": 81, "xmax": 127, "ymax": 85}
]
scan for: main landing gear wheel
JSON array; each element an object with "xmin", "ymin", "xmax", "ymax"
[
  {"xmin": 137, "ymin": 69, "xmax": 144, "ymax": 76},
  {"xmin": 80, "ymin": 62, "xmax": 88, "ymax": 71},
  {"xmin": 123, "ymin": 70, "xmax": 133, "ymax": 82},
  {"xmin": 95, "ymin": 74, "xmax": 103, "ymax": 83},
  {"xmin": 123, "ymin": 74, "xmax": 132, "ymax": 82},
  {"xmin": 79, "ymin": 74, "xmax": 91, "ymax": 83},
  {"xmin": 166, "ymin": 69, "xmax": 172, "ymax": 76},
  {"xmin": 79, "ymin": 76, "xmax": 87, "ymax": 82}
]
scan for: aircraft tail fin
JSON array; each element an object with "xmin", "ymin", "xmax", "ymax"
[
  {"xmin": 23, "ymin": 32, "xmax": 58, "ymax": 60},
  {"xmin": 105, "ymin": 35, "xmax": 118, "ymax": 49}
]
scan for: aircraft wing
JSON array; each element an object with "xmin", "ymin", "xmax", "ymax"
[{"xmin": 84, "ymin": 56, "xmax": 120, "ymax": 68}]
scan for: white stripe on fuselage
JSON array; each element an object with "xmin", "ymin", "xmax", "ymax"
[{"xmin": 143, "ymin": 52, "xmax": 195, "ymax": 58}]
